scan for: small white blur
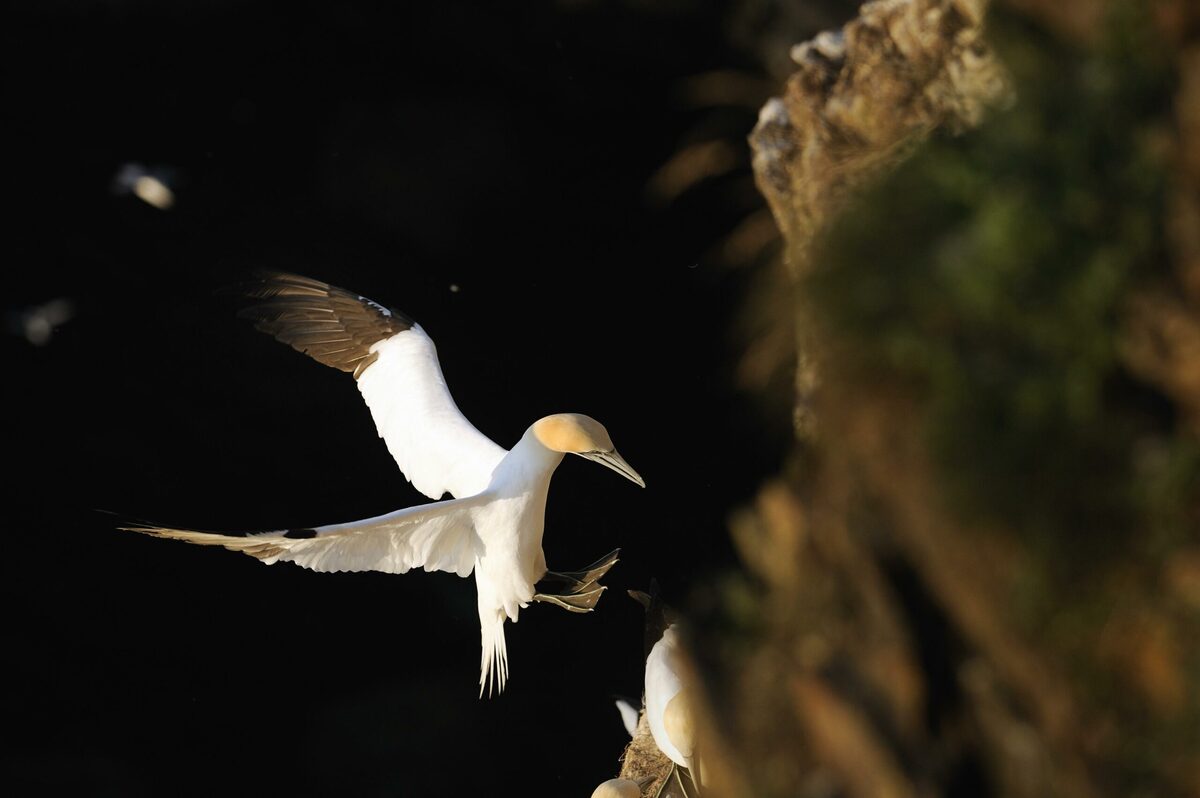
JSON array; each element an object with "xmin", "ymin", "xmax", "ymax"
[
  {"xmin": 8, "ymin": 298, "xmax": 75, "ymax": 346},
  {"xmin": 112, "ymin": 163, "xmax": 177, "ymax": 210}
]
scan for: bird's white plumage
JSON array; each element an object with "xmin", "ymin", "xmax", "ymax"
[
  {"xmin": 646, "ymin": 625, "xmax": 690, "ymax": 769},
  {"xmin": 267, "ymin": 497, "xmax": 483, "ymax": 576},
  {"xmin": 124, "ymin": 272, "xmax": 644, "ymax": 697},
  {"xmin": 357, "ymin": 325, "xmax": 507, "ymax": 500},
  {"xmin": 127, "ymin": 495, "xmax": 486, "ymax": 578},
  {"xmin": 616, "ymin": 697, "xmax": 640, "ymax": 738}
]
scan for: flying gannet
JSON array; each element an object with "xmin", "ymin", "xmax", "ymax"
[{"xmin": 121, "ymin": 271, "xmax": 644, "ymax": 696}]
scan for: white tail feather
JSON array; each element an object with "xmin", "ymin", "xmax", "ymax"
[{"xmin": 479, "ymin": 611, "xmax": 509, "ymax": 698}]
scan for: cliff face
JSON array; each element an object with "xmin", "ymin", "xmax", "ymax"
[{"xmin": 692, "ymin": 1, "xmax": 1200, "ymax": 796}]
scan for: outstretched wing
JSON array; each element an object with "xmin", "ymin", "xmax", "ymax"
[
  {"xmin": 240, "ymin": 271, "xmax": 508, "ymax": 500},
  {"xmin": 120, "ymin": 495, "xmax": 486, "ymax": 578}
]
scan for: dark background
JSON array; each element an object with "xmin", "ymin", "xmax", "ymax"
[{"xmin": 1, "ymin": 1, "xmax": 820, "ymax": 794}]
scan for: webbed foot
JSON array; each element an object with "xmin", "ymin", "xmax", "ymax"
[{"xmin": 533, "ymin": 548, "xmax": 620, "ymax": 613}]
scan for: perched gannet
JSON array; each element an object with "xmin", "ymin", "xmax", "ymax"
[
  {"xmin": 121, "ymin": 271, "xmax": 644, "ymax": 696},
  {"xmin": 646, "ymin": 626, "xmax": 694, "ymax": 771},
  {"xmin": 632, "ymin": 584, "xmax": 701, "ymax": 794}
]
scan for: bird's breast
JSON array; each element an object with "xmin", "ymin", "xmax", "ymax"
[{"xmin": 473, "ymin": 488, "xmax": 549, "ymax": 600}]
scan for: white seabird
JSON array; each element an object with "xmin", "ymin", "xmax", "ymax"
[
  {"xmin": 646, "ymin": 625, "xmax": 694, "ymax": 772},
  {"xmin": 121, "ymin": 271, "xmax": 644, "ymax": 696},
  {"xmin": 632, "ymin": 584, "xmax": 701, "ymax": 794}
]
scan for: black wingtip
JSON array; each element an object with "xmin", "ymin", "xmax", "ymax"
[
  {"xmin": 224, "ymin": 270, "xmax": 415, "ymax": 377},
  {"xmin": 95, "ymin": 508, "xmax": 159, "ymax": 531},
  {"xmin": 101, "ymin": 508, "xmax": 261, "ymax": 540}
]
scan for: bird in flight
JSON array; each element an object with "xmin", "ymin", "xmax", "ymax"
[{"xmin": 121, "ymin": 271, "xmax": 644, "ymax": 696}]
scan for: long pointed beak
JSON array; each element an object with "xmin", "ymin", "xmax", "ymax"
[{"xmin": 580, "ymin": 449, "xmax": 646, "ymax": 488}]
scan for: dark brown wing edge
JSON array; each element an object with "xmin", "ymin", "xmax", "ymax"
[{"xmin": 238, "ymin": 271, "xmax": 414, "ymax": 379}]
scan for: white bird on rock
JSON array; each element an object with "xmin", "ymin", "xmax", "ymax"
[
  {"xmin": 632, "ymin": 584, "xmax": 701, "ymax": 795},
  {"xmin": 646, "ymin": 626, "xmax": 695, "ymax": 773},
  {"xmin": 121, "ymin": 271, "xmax": 644, "ymax": 696}
]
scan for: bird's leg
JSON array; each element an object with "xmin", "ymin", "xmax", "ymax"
[
  {"xmin": 532, "ymin": 548, "xmax": 620, "ymax": 613},
  {"xmin": 545, "ymin": 548, "xmax": 621, "ymax": 590},
  {"xmin": 652, "ymin": 764, "xmax": 698, "ymax": 798}
]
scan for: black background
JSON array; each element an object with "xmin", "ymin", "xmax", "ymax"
[{"xmin": 5, "ymin": 1, "xmax": 799, "ymax": 794}]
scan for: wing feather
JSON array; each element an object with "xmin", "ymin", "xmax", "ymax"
[
  {"xmin": 239, "ymin": 271, "xmax": 414, "ymax": 378},
  {"xmin": 356, "ymin": 328, "xmax": 507, "ymax": 499},
  {"xmin": 120, "ymin": 495, "xmax": 486, "ymax": 578},
  {"xmin": 240, "ymin": 271, "xmax": 508, "ymax": 500}
]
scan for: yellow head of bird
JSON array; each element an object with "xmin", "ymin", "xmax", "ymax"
[{"xmin": 533, "ymin": 413, "xmax": 645, "ymax": 487}]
